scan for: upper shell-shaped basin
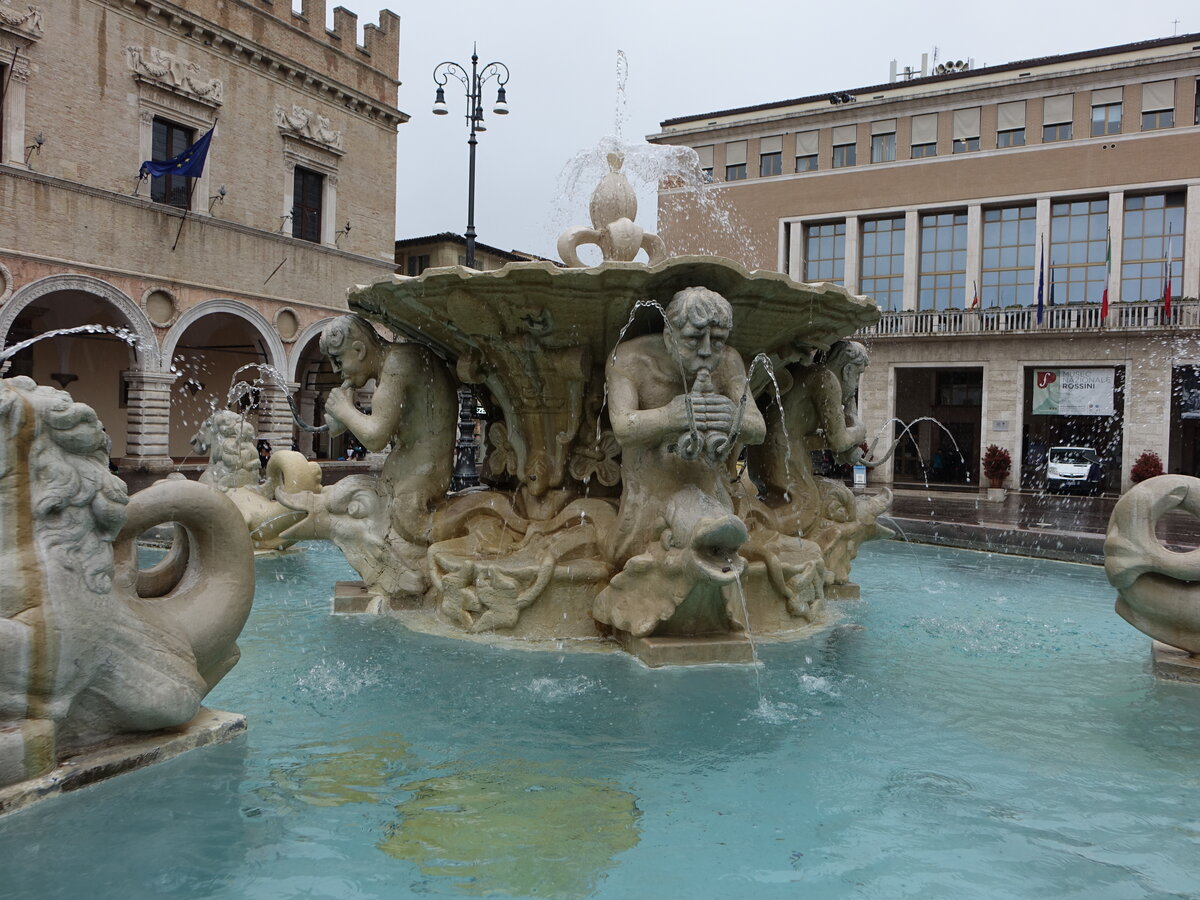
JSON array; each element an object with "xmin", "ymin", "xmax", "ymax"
[{"xmin": 348, "ymin": 256, "xmax": 880, "ymax": 366}]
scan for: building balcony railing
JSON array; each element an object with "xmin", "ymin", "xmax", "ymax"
[{"xmin": 861, "ymin": 299, "xmax": 1198, "ymax": 338}]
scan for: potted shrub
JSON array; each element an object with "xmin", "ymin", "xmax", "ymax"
[
  {"xmin": 1130, "ymin": 450, "xmax": 1164, "ymax": 484},
  {"xmin": 982, "ymin": 444, "xmax": 1011, "ymax": 500}
]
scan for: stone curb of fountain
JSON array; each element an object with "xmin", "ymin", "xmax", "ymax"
[
  {"xmin": 0, "ymin": 708, "xmax": 245, "ymax": 817},
  {"xmin": 884, "ymin": 516, "xmax": 1106, "ymax": 565}
]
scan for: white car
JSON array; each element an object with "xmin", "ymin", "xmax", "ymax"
[{"xmin": 1046, "ymin": 446, "xmax": 1103, "ymax": 494}]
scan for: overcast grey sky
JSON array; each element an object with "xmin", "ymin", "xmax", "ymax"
[{"xmin": 333, "ymin": 1, "xmax": 1191, "ymax": 260}]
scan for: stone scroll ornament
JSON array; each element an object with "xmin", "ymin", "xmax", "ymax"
[
  {"xmin": 1104, "ymin": 474, "xmax": 1200, "ymax": 654},
  {"xmin": 557, "ymin": 152, "xmax": 666, "ymax": 267},
  {"xmin": 0, "ymin": 377, "xmax": 255, "ymax": 789}
]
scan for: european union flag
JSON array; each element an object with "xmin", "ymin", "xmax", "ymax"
[{"xmin": 141, "ymin": 126, "xmax": 214, "ymax": 179}]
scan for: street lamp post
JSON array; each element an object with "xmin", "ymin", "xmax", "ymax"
[
  {"xmin": 432, "ymin": 47, "xmax": 509, "ymax": 489},
  {"xmin": 432, "ymin": 47, "xmax": 510, "ymax": 269}
]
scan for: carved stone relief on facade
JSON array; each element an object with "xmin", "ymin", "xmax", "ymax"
[
  {"xmin": 273, "ymin": 104, "xmax": 345, "ymax": 154},
  {"xmin": 0, "ymin": 261, "xmax": 12, "ymax": 305},
  {"xmin": 126, "ymin": 45, "xmax": 224, "ymax": 105},
  {"xmin": 0, "ymin": 3, "xmax": 43, "ymax": 39}
]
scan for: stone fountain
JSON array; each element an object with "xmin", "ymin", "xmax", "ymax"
[
  {"xmin": 0, "ymin": 376, "xmax": 256, "ymax": 811},
  {"xmin": 276, "ymin": 152, "xmax": 894, "ymax": 665},
  {"xmin": 1105, "ymin": 474, "xmax": 1200, "ymax": 682}
]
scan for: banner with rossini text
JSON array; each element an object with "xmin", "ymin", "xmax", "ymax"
[{"xmin": 1032, "ymin": 367, "xmax": 1115, "ymax": 416}]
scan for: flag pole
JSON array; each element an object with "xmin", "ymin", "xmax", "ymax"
[{"xmin": 170, "ymin": 179, "xmax": 198, "ymax": 252}]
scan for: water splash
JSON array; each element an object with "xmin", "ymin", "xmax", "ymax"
[
  {"xmin": 614, "ymin": 50, "xmax": 628, "ymax": 143},
  {"xmin": 0, "ymin": 324, "xmax": 151, "ymax": 365},
  {"xmin": 730, "ymin": 576, "xmax": 764, "ymax": 698},
  {"xmin": 552, "ymin": 135, "xmax": 754, "ymax": 264}
]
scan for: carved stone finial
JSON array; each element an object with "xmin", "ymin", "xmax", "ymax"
[
  {"xmin": 273, "ymin": 104, "xmax": 345, "ymax": 153},
  {"xmin": 126, "ymin": 45, "xmax": 223, "ymax": 104},
  {"xmin": 0, "ymin": 3, "xmax": 43, "ymax": 38},
  {"xmin": 557, "ymin": 151, "xmax": 666, "ymax": 267}
]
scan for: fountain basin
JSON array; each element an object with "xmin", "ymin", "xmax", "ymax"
[{"xmin": 2, "ymin": 539, "xmax": 1197, "ymax": 897}]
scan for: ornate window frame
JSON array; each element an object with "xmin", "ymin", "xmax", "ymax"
[
  {"xmin": 127, "ymin": 45, "xmax": 222, "ymax": 213},
  {"xmin": 281, "ymin": 138, "xmax": 340, "ymax": 246},
  {"xmin": 0, "ymin": 3, "xmax": 43, "ymax": 167}
]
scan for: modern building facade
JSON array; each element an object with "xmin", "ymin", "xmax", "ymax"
[
  {"xmin": 651, "ymin": 34, "xmax": 1200, "ymax": 492},
  {"xmin": 0, "ymin": 0, "xmax": 403, "ymax": 468}
]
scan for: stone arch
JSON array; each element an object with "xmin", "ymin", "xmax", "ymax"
[
  {"xmin": 161, "ymin": 299, "xmax": 287, "ymax": 375},
  {"xmin": 287, "ymin": 315, "xmax": 338, "ymax": 383},
  {"xmin": 0, "ymin": 273, "xmax": 162, "ymax": 370}
]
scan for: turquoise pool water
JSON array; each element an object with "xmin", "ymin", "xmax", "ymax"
[{"xmin": 3, "ymin": 540, "xmax": 1198, "ymax": 899}]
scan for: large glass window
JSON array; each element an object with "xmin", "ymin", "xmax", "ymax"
[
  {"xmin": 1049, "ymin": 198, "xmax": 1108, "ymax": 303},
  {"xmin": 1121, "ymin": 193, "xmax": 1185, "ymax": 301},
  {"xmin": 150, "ymin": 117, "xmax": 195, "ymax": 209},
  {"xmin": 804, "ymin": 221, "xmax": 846, "ymax": 284},
  {"xmin": 725, "ymin": 163, "xmax": 747, "ymax": 181},
  {"xmin": 918, "ymin": 211, "xmax": 967, "ymax": 309},
  {"xmin": 981, "ymin": 205, "xmax": 1036, "ymax": 307},
  {"xmin": 796, "ymin": 154, "xmax": 818, "ymax": 172},
  {"xmin": 860, "ymin": 216, "xmax": 905, "ymax": 311},
  {"xmin": 292, "ymin": 166, "xmax": 324, "ymax": 243}
]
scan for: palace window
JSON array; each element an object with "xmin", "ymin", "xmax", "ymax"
[
  {"xmin": 870, "ymin": 120, "xmax": 896, "ymax": 163},
  {"xmin": 804, "ymin": 221, "xmax": 845, "ymax": 284},
  {"xmin": 292, "ymin": 166, "xmax": 324, "ymax": 242},
  {"xmin": 997, "ymin": 128, "xmax": 1025, "ymax": 148},
  {"xmin": 1049, "ymin": 198, "xmax": 1108, "ymax": 303},
  {"xmin": 1122, "ymin": 193, "xmax": 1185, "ymax": 301},
  {"xmin": 794, "ymin": 130, "xmax": 818, "ymax": 172},
  {"xmin": 1042, "ymin": 94, "xmax": 1073, "ymax": 142},
  {"xmin": 860, "ymin": 216, "xmax": 905, "ymax": 311},
  {"xmin": 696, "ymin": 145, "xmax": 714, "ymax": 182},
  {"xmin": 150, "ymin": 117, "xmax": 195, "ymax": 209},
  {"xmin": 981, "ymin": 205, "xmax": 1036, "ymax": 307},
  {"xmin": 831, "ymin": 125, "xmax": 856, "ymax": 168},
  {"xmin": 918, "ymin": 211, "xmax": 967, "ymax": 309},
  {"xmin": 951, "ymin": 107, "xmax": 980, "ymax": 154},
  {"xmin": 759, "ymin": 135, "xmax": 783, "ymax": 176},
  {"xmin": 405, "ymin": 254, "xmax": 430, "ymax": 277},
  {"xmin": 1141, "ymin": 80, "xmax": 1175, "ymax": 130},
  {"xmin": 996, "ymin": 100, "xmax": 1026, "ymax": 148},
  {"xmin": 910, "ymin": 113, "xmax": 937, "ymax": 158},
  {"xmin": 725, "ymin": 140, "xmax": 747, "ymax": 181},
  {"xmin": 1090, "ymin": 88, "xmax": 1123, "ymax": 136}
]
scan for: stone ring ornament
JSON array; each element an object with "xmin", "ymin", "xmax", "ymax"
[{"xmin": 1104, "ymin": 474, "xmax": 1200, "ymax": 654}]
